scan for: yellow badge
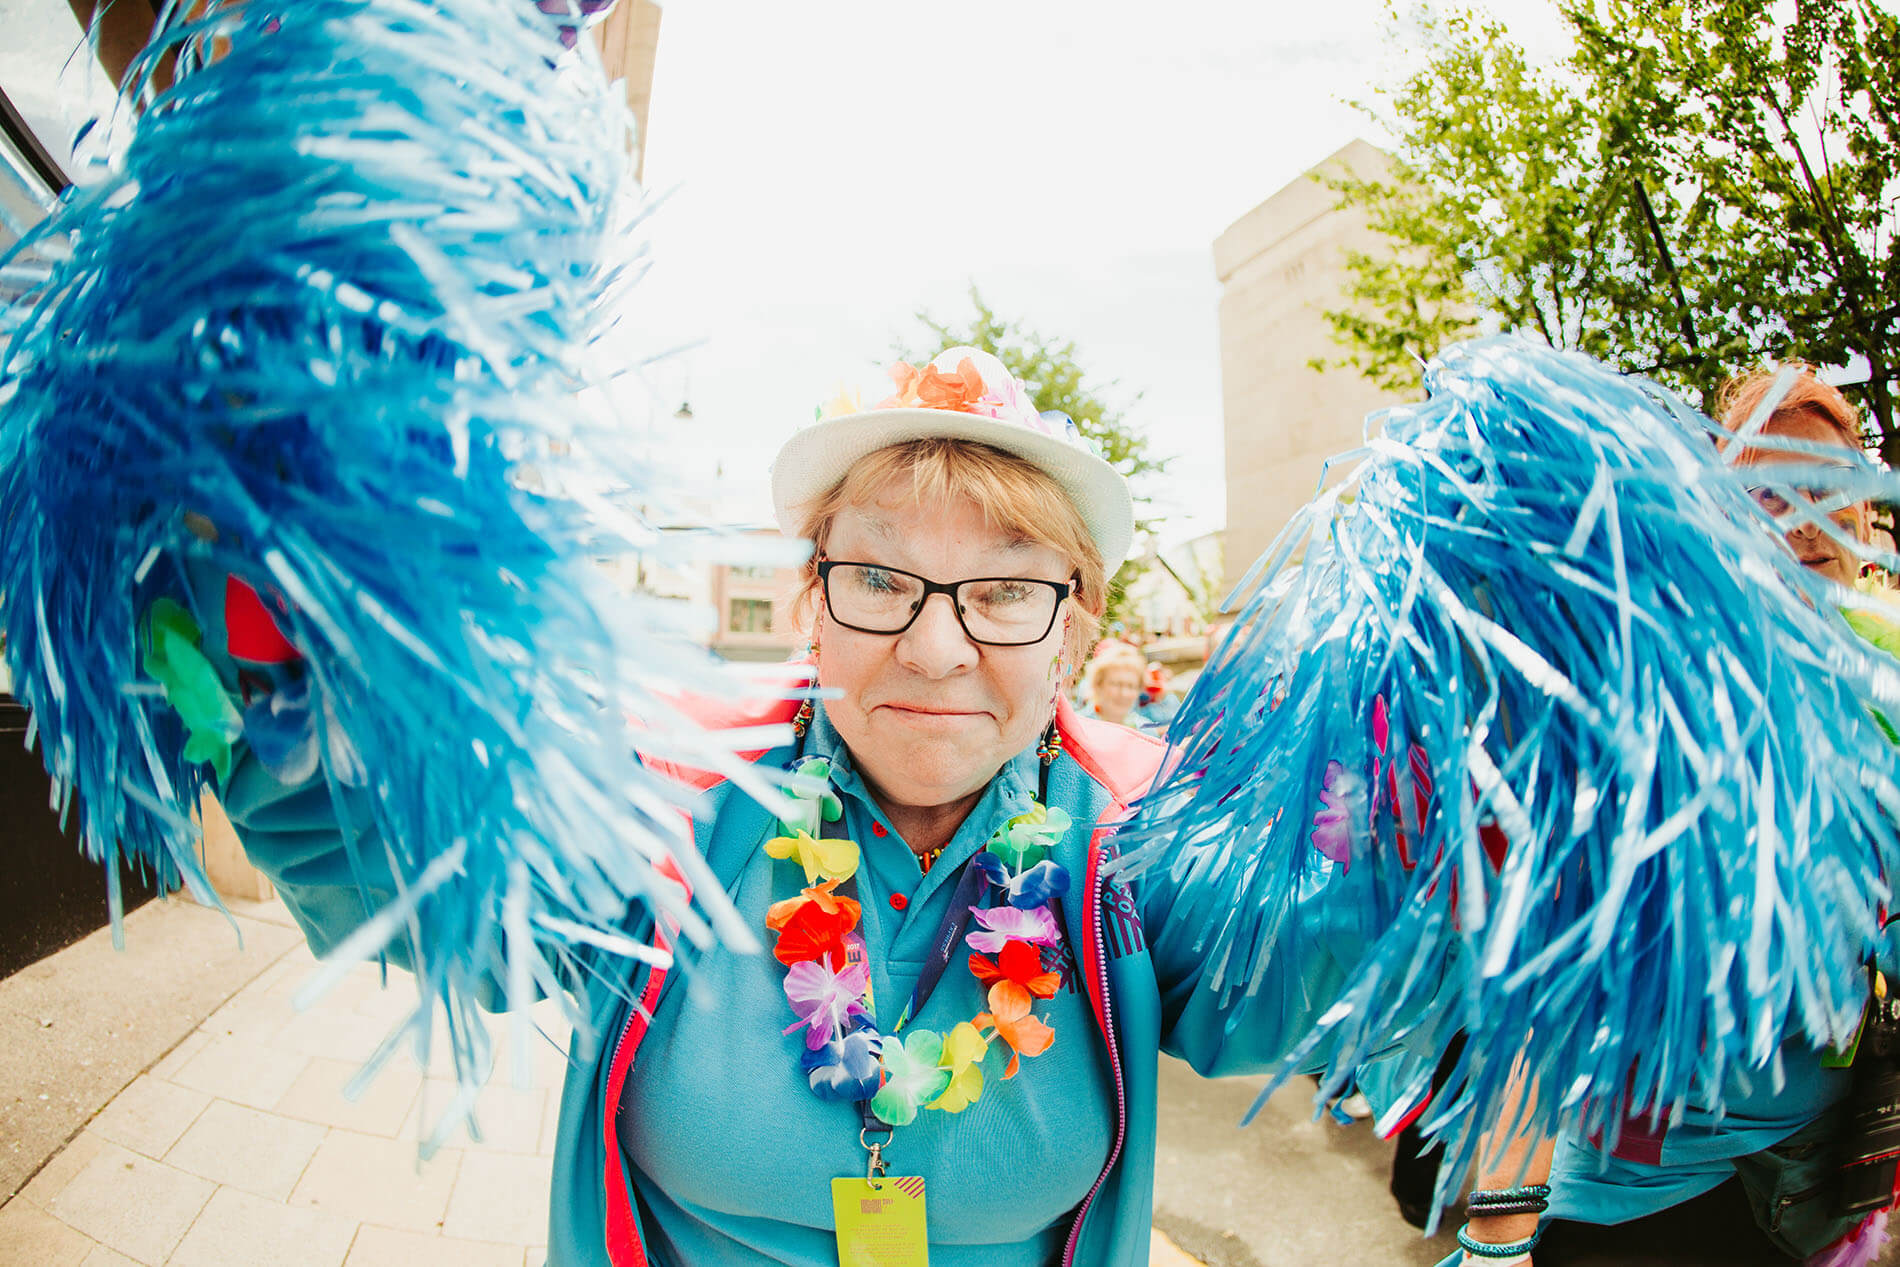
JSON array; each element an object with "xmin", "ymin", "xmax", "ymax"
[{"xmin": 831, "ymin": 1176, "xmax": 929, "ymax": 1267}]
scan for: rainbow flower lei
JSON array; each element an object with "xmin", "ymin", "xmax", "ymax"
[{"xmin": 767, "ymin": 756, "xmax": 1072, "ymax": 1127}]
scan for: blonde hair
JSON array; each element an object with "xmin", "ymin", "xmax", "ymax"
[
  {"xmin": 1084, "ymin": 641, "xmax": 1146, "ymax": 704},
  {"xmin": 793, "ymin": 439, "xmax": 1105, "ymax": 664},
  {"xmin": 1716, "ymin": 363, "xmax": 1863, "ymax": 452}
]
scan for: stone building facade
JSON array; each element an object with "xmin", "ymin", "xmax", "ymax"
[{"xmin": 1214, "ymin": 138, "xmax": 1409, "ymax": 594}]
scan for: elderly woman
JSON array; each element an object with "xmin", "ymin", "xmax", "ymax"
[
  {"xmin": 213, "ymin": 346, "xmax": 1379, "ymax": 1266},
  {"xmin": 1082, "ymin": 640, "xmax": 1151, "ymax": 728},
  {"xmin": 1459, "ymin": 366, "xmax": 1895, "ymax": 1267}
]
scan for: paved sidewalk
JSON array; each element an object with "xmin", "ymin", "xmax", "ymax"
[
  {"xmin": 2, "ymin": 909, "xmax": 567, "ymax": 1267},
  {"xmin": 1, "ymin": 897, "xmax": 1209, "ymax": 1267}
]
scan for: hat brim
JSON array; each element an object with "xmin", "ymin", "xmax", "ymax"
[{"xmin": 771, "ymin": 407, "xmax": 1136, "ymax": 569}]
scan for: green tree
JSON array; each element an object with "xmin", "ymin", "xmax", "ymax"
[
  {"xmin": 904, "ymin": 288, "xmax": 1170, "ymax": 626},
  {"xmin": 1324, "ymin": 0, "xmax": 1900, "ymax": 460}
]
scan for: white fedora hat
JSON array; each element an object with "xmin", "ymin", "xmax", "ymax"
[{"xmin": 771, "ymin": 346, "xmax": 1135, "ymax": 568}]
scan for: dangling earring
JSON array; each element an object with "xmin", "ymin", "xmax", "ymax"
[{"xmin": 1036, "ymin": 720, "xmax": 1062, "ymax": 765}]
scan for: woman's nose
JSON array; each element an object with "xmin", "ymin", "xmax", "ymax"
[
  {"xmin": 1784, "ymin": 513, "xmax": 1826, "ymax": 541},
  {"xmin": 897, "ymin": 592, "xmax": 978, "ymax": 675}
]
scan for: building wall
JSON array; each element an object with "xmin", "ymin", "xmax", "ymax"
[
  {"xmin": 707, "ymin": 530, "xmax": 805, "ymax": 662},
  {"xmin": 1214, "ymin": 138, "xmax": 1409, "ymax": 595},
  {"xmin": 591, "ymin": 0, "xmax": 663, "ymax": 183}
]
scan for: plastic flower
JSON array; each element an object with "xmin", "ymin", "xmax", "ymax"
[
  {"xmin": 802, "ymin": 1027, "xmax": 882, "ymax": 1101},
  {"xmin": 878, "ymin": 357, "xmax": 987, "ymax": 413},
  {"xmin": 778, "ymin": 756, "xmax": 843, "ymax": 837},
  {"xmin": 783, "ymin": 959, "xmax": 870, "ymax": 1049},
  {"xmin": 870, "ymin": 1030, "xmax": 952, "ymax": 1126},
  {"xmin": 962, "ymin": 364, "xmax": 1037, "ymax": 426},
  {"xmin": 974, "ymin": 989, "xmax": 1055, "ymax": 1078},
  {"xmin": 240, "ymin": 676, "xmax": 366, "ymax": 787},
  {"xmin": 223, "ymin": 575, "xmax": 301, "ymax": 664},
  {"xmin": 928, "ymin": 1021, "xmax": 988, "ymax": 1113},
  {"xmin": 142, "ymin": 599, "xmax": 243, "ymax": 782},
  {"xmin": 1310, "ymin": 759, "xmax": 1364, "ymax": 870},
  {"xmin": 966, "ymin": 904, "xmax": 1060, "ymax": 954},
  {"xmin": 989, "ymin": 804, "xmax": 1072, "ymax": 871},
  {"xmin": 817, "ymin": 386, "xmax": 864, "ymax": 420},
  {"xmin": 973, "ymin": 852, "xmax": 1069, "ymax": 907},
  {"xmin": 765, "ymin": 829, "xmax": 860, "ymax": 885},
  {"xmin": 767, "ymin": 881, "xmax": 861, "ymax": 968},
  {"xmin": 1008, "ymin": 860, "xmax": 1070, "ymax": 909},
  {"xmin": 969, "ymin": 939, "xmax": 1061, "ymax": 1015}
]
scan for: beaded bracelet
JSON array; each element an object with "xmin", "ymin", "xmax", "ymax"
[
  {"xmin": 1456, "ymin": 1224, "xmax": 1543, "ymax": 1259},
  {"xmin": 1467, "ymin": 1183, "xmax": 1551, "ymax": 1208},
  {"xmin": 1466, "ymin": 1183, "xmax": 1551, "ymax": 1218}
]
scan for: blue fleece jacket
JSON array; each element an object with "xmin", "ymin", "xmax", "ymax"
[{"xmin": 220, "ymin": 690, "xmax": 1384, "ymax": 1266}]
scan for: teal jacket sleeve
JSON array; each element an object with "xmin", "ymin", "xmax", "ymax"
[
  {"xmin": 1142, "ymin": 842, "xmax": 1395, "ymax": 1078},
  {"xmin": 217, "ymin": 744, "xmax": 416, "ymax": 970}
]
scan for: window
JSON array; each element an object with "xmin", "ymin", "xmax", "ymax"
[
  {"xmin": 727, "ymin": 598, "xmax": 773, "ymax": 634},
  {"xmin": 730, "ymin": 564, "xmax": 777, "ymax": 582}
]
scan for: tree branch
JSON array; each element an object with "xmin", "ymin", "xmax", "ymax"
[{"xmin": 1631, "ymin": 174, "xmax": 1700, "ymax": 352}]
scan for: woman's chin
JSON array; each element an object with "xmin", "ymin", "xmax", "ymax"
[{"xmin": 856, "ymin": 731, "xmax": 1005, "ymax": 809}]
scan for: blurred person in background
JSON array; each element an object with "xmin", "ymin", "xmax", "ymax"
[{"xmin": 1082, "ymin": 640, "xmax": 1150, "ymax": 728}]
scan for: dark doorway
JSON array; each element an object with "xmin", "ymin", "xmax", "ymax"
[{"xmin": 0, "ymin": 697, "xmax": 159, "ymax": 979}]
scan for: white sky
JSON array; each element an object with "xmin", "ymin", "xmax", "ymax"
[
  {"xmin": 627, "ymin": 0, "xmax": 1567, "ymax": 544},
  {"xmin": 2, "ymin": 0, "xmax": 1570, "ymax": 547}
]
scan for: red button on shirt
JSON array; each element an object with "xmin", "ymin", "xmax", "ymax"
[
  {"xmin": 889, "ymin": 893, "xmax": 908, "ymax": 911},
  {"xmin": 871, "ymin": 822, "xmax": 887, "ymax": 837}
]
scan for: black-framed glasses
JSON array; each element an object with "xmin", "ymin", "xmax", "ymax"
[
  {"xmin": 817, "ymin": 560, "xmax": 1072, "ymax": 647},
  {"xmin": 1747, "ymin": 465, "xmax": 1861, "ymax": 518}
]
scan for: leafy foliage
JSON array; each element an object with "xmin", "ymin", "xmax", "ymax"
[
  {"xmin": 1325, "ymin": 0, "xmax": 1900, "ymax": 460},
  {"xmin": 905, "ymin": 288, "xmax": 1170, "ymax": 624}
]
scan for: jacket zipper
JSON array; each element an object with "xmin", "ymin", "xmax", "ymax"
[{"xmin": 1063, "ymin": 837, "xmax": 1128, "ymax": 1265}]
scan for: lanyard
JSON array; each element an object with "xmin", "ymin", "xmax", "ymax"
[
  {"xmin": 813, "ymin": 752, "xmax": 1053, "ymax": 1036},
  {"xmin": 819, "ymin": 809, "xmax": 982, "ymax": 1157},
  {"xmin": 811, "ymin": 755, "xmax": 1055, "ymax": 1167}
]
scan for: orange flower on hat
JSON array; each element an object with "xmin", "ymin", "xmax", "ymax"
[
  {"xmin": 974, "ymin": 986, "xmax": 1055, "ymax": 1078},
  {"xmin": 879, "ymin": 357, "xmax": 988, "ymax": 413}
]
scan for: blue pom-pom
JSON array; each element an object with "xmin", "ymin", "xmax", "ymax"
[
  {"xmin": 1122, "ymin": 337, "xmax": 1900, "ymax": 1215},
  {"xmin": 0, "ymin": 0, "xmax": 796, "ymax": 1104}
]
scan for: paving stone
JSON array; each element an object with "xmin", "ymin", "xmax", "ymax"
[
  {"xmin": 170, "ymin": 1032, "xmax": 310, "ymax": 1110},
  {"xmin": 403, "ymin": 1078, "xmax": 545, "ymax": 1155},
  {"xmin": 148, "ymin": 1030, "xmax": 212, "ymax": 1083},
  {"xmin": 79, "ymin": 1247, "xmax": 144, "ymax": 1267},
  {"xmin": 89, "ymin": 1076, "xmax": 211, "ymax": 1159},
  {"xmin": 342, "ymin": 1224, "xmax": 526, "ymax": 1267},
  {"xmin": 351, "ymin": 976, "xmax": 426, "ymax": 1028},
  {"xmin": 486, "ymin": 1003, "xmax": 576, "ymax": 1090},
  {"xmin": 289, "ymin": 1128, "xmax": 461, "ymax": 1232},
  {"xmin": 168, "ymin": 1185, "xmax": 355, "ymax": 1267},
  {"xmin": 0, "ymin": 1197, "xmax": 95, "ymax": 1266},
  {"xmin": 441, "ymin": 1151, "xmax": 552, "ymax": 1247},
  {"xmin": 0, "ymin": 898, "xmax": 300, "ymax": 1203},
  {"xmin": 165, "ymin": 1099, "xmax": 326, "ymax": 1200},
  {"xmin": 16, "ymin": 1131, "xmax": 104, "ymax": 1209},
  {"xmin": 43, "ymin": 1140, "xmax": 213, "ymax": 1265},
  {"xmin": 267, "ymin": 1005, "xmax": 397, "ymax": 1064},
  {"xmin": 537, "ymin": 1090, "xmax": 560, "ymax": 1157},
  {"xmin": 275, "ymin": 1056, "xmax": 421, "ymax": 1136},
  {"xmin": 1151, "ymin": 1226, "xmax": 1206, "ymax": 1266}
]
